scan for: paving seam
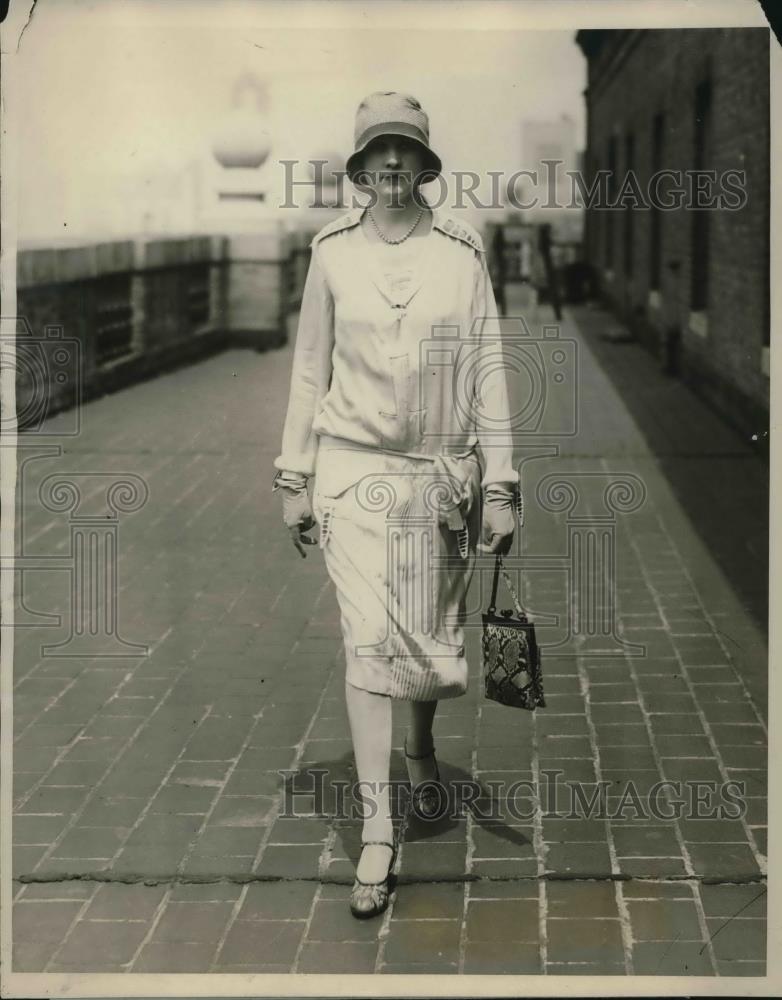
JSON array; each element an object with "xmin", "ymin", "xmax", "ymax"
[
  {"xmin": 529, "ymin": 675, "xmax": 548, "ymax": 974},
  {"xmin": 15, "ymin": 873, "xmax": 768, "ymax": 886},
  {"xmin": 576, "ymin": 614, "xmax": 635, "ymax": 972}
]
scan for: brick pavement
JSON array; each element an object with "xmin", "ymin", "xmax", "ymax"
[{"xmin": 9, "ymin": 298, "xmax": 767, "ymax": 978}]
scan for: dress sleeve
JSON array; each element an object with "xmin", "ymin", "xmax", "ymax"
[
  {"xmin": 273, "ymin": 242, "xmax": 335, "ymax": 477},
  {"xmin": 471, "ymin": 249, "xmax": 520, "ymax": 489}
]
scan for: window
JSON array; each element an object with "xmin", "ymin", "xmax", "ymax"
[
  {"xmin": 605, "ymin": 135, "xmax": 617, "ymax": 267},
  {"xmin": 623, "ymin": 132, "xmax": 635, "ymax": 277},
  {"xmin": 649, "ymin": 113, "xmax": 664, "ymax": 291},
  {"xmin": 690, "ymin": 79, "xmax": 712, "ymax": 311}
]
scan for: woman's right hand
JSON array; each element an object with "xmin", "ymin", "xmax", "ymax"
[
  {"xmin": 479, "ymin": 484, "xmax": 519, "ymax": 556},
  {"xmin": 281, "ymin": 487, "xmax": 318, "ymax": 558}
]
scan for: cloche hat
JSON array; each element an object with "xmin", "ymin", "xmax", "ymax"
[{"xmin": 345, "ymin": 91, "xmax": 442, "ymax": 182}]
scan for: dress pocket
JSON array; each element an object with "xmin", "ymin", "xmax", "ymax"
[{"xmin": 378, "ymin": 408, "xmax": 427, "ymax": 451}]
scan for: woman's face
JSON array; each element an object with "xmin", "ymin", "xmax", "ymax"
[{"xmin": 359, "ymin": 134, "xmax": 426, "ymax": 206}]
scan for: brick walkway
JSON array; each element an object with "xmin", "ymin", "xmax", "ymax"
[{"xmin": 10, "ymin": 297, "xmax": 767, "ymax": 977}]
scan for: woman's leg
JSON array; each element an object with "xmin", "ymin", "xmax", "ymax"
[
  {"xmin": 405, "ymin": 699, "xmax": 439, "ymax": 783},
  {"xmin": 344, "ymin": 678, "xmax": 395, "ymax": 881}
]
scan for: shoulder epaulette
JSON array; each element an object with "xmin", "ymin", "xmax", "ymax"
[
  {"xmin": 310, "ymin": 209, "xmax": 363, "ymax": 247},
  {"xmin": 433, "ymin": 214, "xmax": 485, "ymax": 253}
]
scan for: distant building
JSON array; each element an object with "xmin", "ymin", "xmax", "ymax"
[
  {"xmin": 522, "ymin": 114, "xmax": 578, "ymax": 199},
  {"xmin": 520, "ymin": 115, "xmax": 583, "ymax": 241},
  {"xmin": 575, "ymin": 28, "xmax": 770, "ymax": 441}
]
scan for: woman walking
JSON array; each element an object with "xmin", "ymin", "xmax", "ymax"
[{"xmin": 273, "ymin": 92, "xmax": 520, "ymax": 918}]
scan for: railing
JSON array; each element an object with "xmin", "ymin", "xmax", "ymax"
[
  {"xmin": 186, "ymin": 263, "xmax": 212, "ymax": 329},
  {"xmin": 13, "ymin": 231, "xmax": 299, "ymax": 428}
]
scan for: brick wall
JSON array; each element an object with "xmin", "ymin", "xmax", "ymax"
[{"xmin": 578, "ymin": 28, "xmax": 770, "ymax": 440}]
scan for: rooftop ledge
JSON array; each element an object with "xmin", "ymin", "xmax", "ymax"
[{"xmin": 15, "ymin": 229, "xmax": 292, "ymax": 288}]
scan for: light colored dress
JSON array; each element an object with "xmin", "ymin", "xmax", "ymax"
[
  {"xmin": 368, "ymin": 235, "xmax": 424, "ymax": 303},
  {"xmin": 275, "ymin": 206, "xmax": 518, "ymax": 700}
]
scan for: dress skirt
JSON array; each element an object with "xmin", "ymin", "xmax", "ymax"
[{"xmin": 312, "ymin": 437, "xmax": 483, "ymax": 701}]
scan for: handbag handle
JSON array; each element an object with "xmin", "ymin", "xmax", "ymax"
[{"xmin": 487, "ymin": 554, "xmax": 527, "ymax": 618}]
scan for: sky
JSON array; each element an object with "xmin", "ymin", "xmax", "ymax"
[{"xmin": 9, "ymin": 0, "xmax": 588, "ymax": 242}]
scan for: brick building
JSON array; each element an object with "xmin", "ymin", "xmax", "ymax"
[{"xmin": 575, "ymin": 28, "xmax": 770, "ymax": 441}]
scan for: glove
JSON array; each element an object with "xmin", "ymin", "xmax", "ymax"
[
  {"xmin": 480, "ymin": 483, "xmax": 521, "ymax": 555},
  {"xmin": 273, "ymin": 471, "xmax": 317, "ymax": 559}
]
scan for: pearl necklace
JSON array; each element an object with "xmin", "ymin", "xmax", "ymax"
[{"xmin": 367, "ymin": 206, "xmax": 424, "ymax": 245}]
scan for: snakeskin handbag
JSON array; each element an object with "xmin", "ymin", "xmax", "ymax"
[{"xmin": 481, "ymin": 554, "xmax": 545, "ymax": 710}]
